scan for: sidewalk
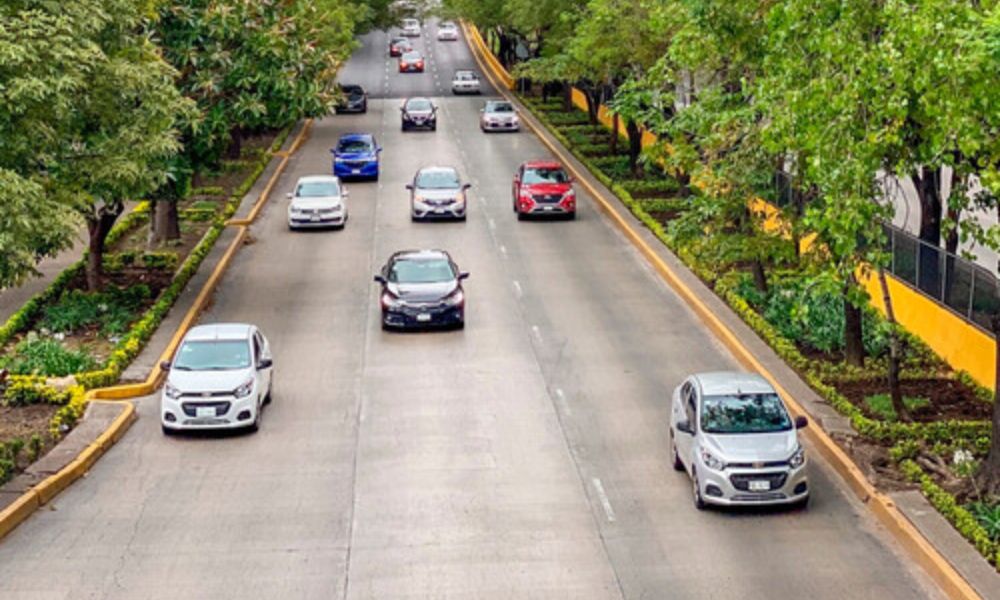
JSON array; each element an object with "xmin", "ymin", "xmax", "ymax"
[{"xmin": 0, "ymin": 234, "xmax": 86, "ymax": 324}]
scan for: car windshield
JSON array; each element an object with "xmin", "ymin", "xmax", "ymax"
[
  {"xmin": 700, "ymin": 393, "xmax": 792, "ymax": 434},
  {"xmin": 389, "ymin": 259, "xmax": 455, "ymax": 283},
  {"xmin": 402, "ymin": 52, "xmax": 421, "ymax": 61},
  {"xmin": 455, "ymin": 72, "xmax": 477, "ymax": 80},
  {"xmin": 523, "ymin": 167, "xmax": 569, "ymax": 184},
  {"xmin": 296, "ymin": 180, "xmax": 340, "ymax": 197},
  {"xmin": 173, "ymin": 340, "xmax": 251, "ymax": 371},
  {"xmin": 487, "ymin": 102, "xmax": 514, "ymax": 113},
  {"xmin": 404, "ymin": 19, "xmax": 418, "ymax": 27},
  {"xmin": 337, "ymin": 139, "xmax": 372, "ymax": 153},
  {"xmin": 416, "ymin": 170, "xmax": 460, "ymax": 189},
  {"xmin": 406, "ymin": 98, "xmax": 432, "ymax": 111},
  {"xmin": 441, "ymin": 22, "xmax": 456, "ymax": 28},
  {"xmin": 341, "ymin": 86, "xmax": 364, "ymax": 98}
]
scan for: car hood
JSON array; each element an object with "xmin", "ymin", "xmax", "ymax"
[
  {"xmin": 523, "ymin": 182, "xmax": 571, "ymax": 195},
  {"xmin": 387, "ymin": 280, "xmax": 458, "ymax": 302},
  {"xmin": 414, "ymin": 188, "xmax": 462, "ymax": 201},
  {"xmin": 167, "ymin": 367, "xmax": 253, "ymax": 394},
  {"xmin": 404, "ymin": 107, "xmax": 433, "ymax": 116},
  {"xmin": 485, "ymin": 111, "xmax": 516, "ymax": 120},
  {"xmin": 335, "ymin": 150, "xmax": 376, "ymax": 160},
  {"xmin": 291, "ymin": 196, "xmax": 343, "ymax": 210},
  {"xmin": 702, "ymin": 430, "xmax": 798, "ymax": 463}
]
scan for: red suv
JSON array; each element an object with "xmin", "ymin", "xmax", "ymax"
[{"xmin": 512, "ymin": 161, "xmax": 576, "ymax": 220}]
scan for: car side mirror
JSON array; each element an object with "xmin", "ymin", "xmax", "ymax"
[
  {"xmin": 480, "ymin": 108, "xmax": 485, "ymax": 112},
  {"xmin": 405, "ymin": 184, "xmax": 414, "ymax": 190},
  {"xmin": 257, "ymin": 357, "xmax": 273, "ymax": 370},
  {"xmin": 794, "ymin": 415, "xmax": 809, "ymax": 429},
  {"xmin": 374, "ymin": 275, "xmax": 386, "ymax": 284},
  {"xmin": 286, "ymin": 192, "xmax": 293, "ymax": 199},
  {"xmin": 377, "ymin": 147, "xmax": 383, "ymax": 153},
  {"xmin": 458, "ymin": 272, "xmax": 470, "ymax": 280},
  {"xmin": 462, "ymin": 183, "xmax": 472, "ymax": 190},
  {"xmin": 342, "ymin": 189, "xmax": 350, "ymax": 197},
  {"xmin": 159, "ymin": 360, "xmax": 171, "ymax": 371},
  {"xmin": 676, "ymin": 420, "xmax": 693, "ymax": 435},
  {"xmin": 329, "ymin": 149, "xmax": 337, "ymax": 154}
]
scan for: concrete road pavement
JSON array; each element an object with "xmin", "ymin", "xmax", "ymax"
[{"xmin": 0, "ymin": 23, "xmax": 943, "ymax": 599}]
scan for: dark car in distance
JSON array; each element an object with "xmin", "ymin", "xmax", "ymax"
[
  {"xmin": 389, "ymin": 37, "xmax": 411, "ymax": 57},
  {"xmin": 375, "ymin": 250, "xmax": 468, "ymax": 330},
  {"xmin": 335, "ymin": 84, "xmax": 367, "ymax": 114},
  {"xmin": 400, "ymin": 97, "xmax": 437, "ymax": 131}
]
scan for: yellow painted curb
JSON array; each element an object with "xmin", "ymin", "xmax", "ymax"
[
  {"xmin": 0, "ymin": 119, "xmax": 313, "ymax": 544},
  {"xmin": 464, "ymin": 26, "xmax": 981, "ymax": 600}
]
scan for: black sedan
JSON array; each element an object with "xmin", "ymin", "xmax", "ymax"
[
  {"xmin": 400, "ymin": 97, "xmax": 437, "ymax": 131},
  {"xmin": 335, "ymin": 84, "xmax": 367, "ymax": 114},
  {"xmin": 374, "ymin": 250, "xmax": 468, "ymax": 330}
]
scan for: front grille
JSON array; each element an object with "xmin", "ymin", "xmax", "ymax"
[
  {"xmin": 179, "ymin": 391, "xmax": 230, "ymax": 399},
  {"xmin": 732, "ymin": 492, "xmax": 787, "ymax": 502},
  {"xmin": 345, "ymin": 160, "xmax": 369, "ymax": 168},
  {"xmin": 181, "ymin": 401, "xmax": 232, "ymax": 418},
  {"xmin": 533, "ymin": 194, "xmax": 562, "ymax": 204},
  {"xmin": 730, "ymin": 472, "xmax": 787, "ymax": 492},
  {"xmin": 727, "ymin": 460, "xmax": 789, "ymax": 469}
]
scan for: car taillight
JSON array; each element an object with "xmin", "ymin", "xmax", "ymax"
[
  {"xmin": 417, "ymin": 61, "xmax": 424, "ymax": 67},
  {"xmin": 401, "ymin": 62, "xmax": 408, "ymax": 68}
]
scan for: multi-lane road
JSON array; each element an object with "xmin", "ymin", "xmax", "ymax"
[{"xmin": 0, "ymin": 23, "xmax": 943, "ymax": 599}]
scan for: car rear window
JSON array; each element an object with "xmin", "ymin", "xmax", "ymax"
[
  {"xmin": 487, "ymin": 102, "xmax": 514, "ymax": 113},
  {"xmin": 700, "ymin": 393, "xmax": 792, "ymax": 434},
  {"xmin": 402, "ymin": 52, "xmax": 422, "ymax": 61},
  {"xmin": 455, "ymin": 72, "xmax": 477, "ymax": 80},
  {"xmin": 174, "ymin": 340, "xmax": 251, "ymax": 371},
  {"xmin": 416, "ymin": 169, "xmax": 460, "ymax": 189},
  {"xmin": 390, "ymin": 259, "xmax": 455, "ymax": 283},
  {"xmin": 337, "ymin": 139, "xmax": 372, "ymax": 153},
  {"xmin": 523, "ymin": 167, "xmax": 569, "ymax": 184},
  {"xmin": 297, "ymin": 180, "xmax": 340, "ymax": 197}
]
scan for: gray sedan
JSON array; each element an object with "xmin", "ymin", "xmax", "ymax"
[{"xmin": 407, "ymin": 166, "xmax": 471, "ymax": 221}]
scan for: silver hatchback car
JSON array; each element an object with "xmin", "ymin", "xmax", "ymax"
[
  {"xmin": 669, "ymin": 372, "xmax": 809, "ymax": 509},
  {"xmin": 407, "ymin": 166, "xmax": 471, "ymax": 221}
]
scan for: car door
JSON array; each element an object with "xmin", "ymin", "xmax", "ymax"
[
  {"xmin": 252, "ymin": 330, "xmax": 271, "ymax": 401},
  {"xmin": 675, "ymin": 381, "xmax": 697, "ymax": 473},
  {"xmin": 513, "ymin": 165, "xmax": 523, "ymax": 201}
]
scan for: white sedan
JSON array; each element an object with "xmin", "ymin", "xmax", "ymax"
[
  {"xmin": 451, "ymin": 70, "xmax": 482, "ymax": 95},
  {"xmin": 286, "ymin": 175, "xmax": 349, "ymax": 229},
  {"xmin": 437, "ymin": 21, "xmax": 459, "ymax": 41},
  {"xmin": 160, "ymin": 323, "xmax": 273, "ymax": 434}
]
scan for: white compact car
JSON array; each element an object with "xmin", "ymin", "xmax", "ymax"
[
  {"xmin": 287, "ymin": 175, "xmax": 348, "ymax": 230},
  {"xmin": 669, "ymin": 372, "xmax": 810, "ymax": 509},
  {"xmin": 401, "ymin": 18, "xmax": 421, "ymax": 37},
  {"xmin": 437, "ymin": 21, "xmax": 459, "ymax": 41},
  {"xmin": 451, "ymin": 70, "xmax": 481, "ymax": 95},
  {"xmin": 480, "ymin": 100, "xmax": 519, "ymax": 132},
  {"xmin": 160, "ymin": 323, "xmax": 273, "ymax": 434}
]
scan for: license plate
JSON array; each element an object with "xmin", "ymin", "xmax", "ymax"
[
  {"xmin": 352, "ymin": 169, "xmax": 361, "ymax": 174},
  {"xmin": 544, "ymin": 206, "xmax": 554, "ymax": 211},
  {"xmin": 434, "ymin": 208, "xmax": 445, "ymax": 214},
  {"xmin": 196, "ymin": 406, "xmax": 216, "ymax": 418},
  {"xmin": 416, "ymin": 313, "xmax": 431, "ymax": 322},
  {"xmin": 311, "ymin": 215, "xmax": 320, "ymax": 222},
  {"xmin": 748, "ymin": 480, "xmax": 770, "ymax": 492}
]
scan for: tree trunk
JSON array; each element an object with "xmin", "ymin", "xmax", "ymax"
[
  {"xmin": 977, "ymin": 315, "xmax": 1000, "ymax": 495},
  {"xmin": 611, "ymin": 113, "xmax": 619, "ymax": 154},
  {"xmin": 583, "ymin": 87, "xmax": 600, "ymax": 127},
  {"xmin": 877, "ymin": 268, "xmax": 910, "ymax": 421},
  {"xmin": 844, "ymin": 288, "xmax": 865, "ymax": 367},
  {"xmin": 85, "ymin": 203, "xmax": 125, "ymax": 292},
  {"xmin": 625, "ymin": 118, "xmax": 643, "ymax": 177},
  {"xmin": 913, "ymin": 167, "xmax": 944, "ymax": 297},
  {"xmin": 148, "ymin": 200, "xmax": 181, "ymax": 247},
  {"xmin": 226, "ymin": 126, "xmax": 244, "ymax": 160},
  {"xmin": 751, "ymin": 260, "xmax": 768, "ymax": 294},
  {"xmin": 562, "ymin": 82, "xmax": 573, "ymax": 111}
]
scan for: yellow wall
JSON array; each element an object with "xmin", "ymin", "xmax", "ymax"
[{"xmin": 472, "ymin": 27, "xmax": 997, "ymax": 391}]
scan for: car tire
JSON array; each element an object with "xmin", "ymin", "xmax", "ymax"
[
  {"xmin": 161, "ymin": 425, "xmax": 175, "ymax": 436},
  {"xmin": 247, "ymin": 403, "xmax": 261, "ymax": 433},
  {"xmin": 457, "ymin": 214, "xmax": 467, "ymax": 222},
  {"xmin": 671, "ymin": 435, "xmax": 684, "ymax": 471},
  {"xmin": 692, "ymin": 470, "xmax": 706, "ymax": 510},
  {"xmin": 264, "ymin": 383, "xmax": 273, "ymax": 405},
  {"xmin": 566, "ymin": 211, "xmax": 577, "ymax": 221},
  {"xmin": 793, "ymin": 494, "xmax": 810, "ymax": 510},
  {"xmin": 517, "ymin": 211, "xmax": 527, "ymax": 221},
  {"xmin": 430, "ymin": 124, "xmax": 437, "ymax": 131}
]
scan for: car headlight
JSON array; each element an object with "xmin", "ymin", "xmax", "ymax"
[
  {"xmin": 444, "ymin": 289, "xmax": 465, "ymax": 306},
  {"xmin": 381, "ymin": 292, "xmax": 402, "ymax": 308},
  {"xmin": 413, "ymin": 196, "xmax": 426, "ymax": 205},
  {"xmin": 700, "ymin": 448, "xmax": 726, "ymax": 471},
  {"xmin": 563, "ymin": 190, "xmax": 576, "ymax": 200},
  {"xmin": 334, "ymin": 156, "xmax": 346, "ymax": 162},
  {"xmin": 164, "ymin": 382, "xmax": 182, "ymax": 400},
  {"xmin": 789, "ymin": 445, "xmax": 806, "ymax": 468},
  {"xmin": 234, "ymin": 378, "xmax": 255, "ymax": 398}
]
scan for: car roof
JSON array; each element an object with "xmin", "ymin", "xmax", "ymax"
[
  {"xmin": 416, "ymin": 166, "xmax": 459, "ymax": 177},
  {"xmin": 405, "ymin": 96, "xmax": 431, "ymax": 103},
  {"xmin": 523, "ymin": 160, "xmax": 564, "ymax": 170},
  {"xmin": 184, "ymin": 323, "xmax": 253, "ymax": 342},
  {"xmin": 338, "ymin": 133, "xmax": 374, "ymax": 142},
  {"xmin": 296, "ymin": 175, "xmax": 340, "ymax": 184},
  {"xmin": 339, "ymin": 83, "xmax": 363, "ymax": 91},
  {"xmin": 486, "ymin": 100, "xmax": 512, "ymax": 107},
  {"xmin": 402, "ymin": 50, "xmax": 422, "ymax": 57},
  {"xmin": 391, "ymin": 249, "xmax": 451, "ymax": 262},
  {"xmin": 691, "ymin": 372, "xmax": 776, "ymax": 397}
]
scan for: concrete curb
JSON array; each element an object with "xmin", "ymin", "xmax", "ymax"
[
  {"xmin": 462, "ymin": 20, "xmax": 980, "ymax": 600},
  {"xmin": 0, "ymin": 119, "xmax": 313, "ymax": 544}
]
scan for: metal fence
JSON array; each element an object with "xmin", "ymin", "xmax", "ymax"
[
  {"xmin": 883, "ymin": 223, "xmax": 999, "ymax": 333},
  {"xmin": 770, "ymin": 171, "xmax": 999, "ymax": 333}
]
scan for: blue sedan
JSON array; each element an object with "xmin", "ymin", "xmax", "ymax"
[{"xmin": 331, "ymin": 134, "xmax": 381, "ymax": 181}]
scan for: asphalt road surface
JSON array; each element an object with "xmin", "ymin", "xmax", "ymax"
[{"xmin": 0, "ymin": 22, "xmax": 943, "ymax": 600}]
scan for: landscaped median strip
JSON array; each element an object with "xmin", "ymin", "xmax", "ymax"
[
  {"xmin": 0, "ymin": 119, "xmax": 314, "ymax": 543},
  {"xmin": 462, "ymin": 21, "xmax": 983, "ymax": 600}
]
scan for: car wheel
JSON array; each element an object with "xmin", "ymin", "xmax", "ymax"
[
  {"xmin": 247, "ymin": 401, "xmax": 261, "ymax": 433},
  {"xmin": 517, "ymin": 211, "xmax": 527, "ymax": 221},
  {"xmin": 161, "ymin": 425, "xmax": 175, "ymax": 436},
  {"xmin": 566, "ymin": 211, "xmax": 577, "ymax": 221},
  {"xmin": 430, "ymin": 124, "xmax": 437, "ymax": 131},
  {"xmin": 457, "ymin": 214, "xmax": 467, "ymax": 222},
  {"xmin": 793, "ymin": 494, "xmax": 810, "ymax": 510},
  {"xmin": 692, "ymin": 470, "xmax": 706, "ymax": 510},
  {"xmin": 264, "ymin": 382, "xmax": 273, "ymax": 405},
  {"xmin": 671, "ymin": 435, "xmax": 684, "ymax": 471}
]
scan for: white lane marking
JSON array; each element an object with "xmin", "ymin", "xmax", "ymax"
[
  {"xmin": 512, "ymin": 279, "xmax": 522, "ymax": 298},
  {"xmin": 499, "ymin": 244, "xmax": 507, "ymax": 257},
  {"xmin": 555, "ymin": 388, "xmax": 571, "ymax": 416},
  {"xmin": 531, "ymin": 325, "xmax": 542, "ymax": 343},
  {"xmin": 591, "ymin": 478, "xmax": 616, "ymax": 522},
  {"xmin": 478, "ymin": 195, "xmax": 486, "ymax": 206},
  {"xmin": 488, "ymin": 218, "xmax": 496, "ymax": 230}
]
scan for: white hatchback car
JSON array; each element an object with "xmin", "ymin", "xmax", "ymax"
[
  {"xmin": 451, "ymin": 70, "xmax": 481, "ymax": 95},
  {"xmin": 669, "ymin": 372, "xmax": 809, "ymax": 509},
  {"xmin": 287, "ymin": 175, "xmax": 348, "ymax": 230},
  {"xmin": 160, "ymin": 323, "xmax": 273, "ymax": 434},
  {"xmin": 401, "ymin": 18, "xmax": 421, "ymax": 36},
  {"xmin": 437, "ymin": 21, "xmax": 459, "ymax": 41}
]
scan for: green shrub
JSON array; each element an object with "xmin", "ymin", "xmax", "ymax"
[
  {"xmin": 967, "ymin": 501, "xmax": 1000, "ymax": 542},
  {"xmin": 27, "ymin": 434, "xmax": 43, "ymax": 462},
  {"xmin": 620, "ymin": 178, "xmax": 678, "ymax": 197},
  {"xmin": 864, "ymin": 394, "xmax": 930, "ymax": 421},
  {"xmin": 0, "ymin": 458, "xmax": 14, "ymax": 485},
  {"xmin": 39, "ymin": 284, "xmax": 151, "ymax": 337},
  {"xmin": 0, "ymin": 337, "xmax": 97, "ymax": 377},
  {"xmin": 3, "ymin": 376, "xmax": 72, "ymax": 406},
  {"xmin": 546, "ymin": 111, "xmax": 591, "ymax": 126},
  {"xmin": 190, "ymin": 186, "xmax": 225, "ymax": 197},
  {"xmin": 590, "ymin": 155, "xmax": 634, "ymax": 180}
]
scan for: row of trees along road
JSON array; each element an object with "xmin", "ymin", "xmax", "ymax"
[
  {"xmin": 441, "ymin": 0, "xmax": 1000, "ymax": 492},
  {"xmin": 0, "ymin": 0, "xmax": 390, "ymax": 293}
]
